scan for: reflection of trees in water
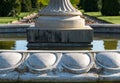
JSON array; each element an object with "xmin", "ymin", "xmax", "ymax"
[
  {"xmin": 104, "ymin": 40, "xmax": 118, "ymax": 50},
  {"xmin": 0, "ymin": 41, "xmax": 15, "ymax": 49}
]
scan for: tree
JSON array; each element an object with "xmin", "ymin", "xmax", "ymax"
[
  {"xmin": 101, "ymin": 0, "xmax": 120, "ymax": 16},
  {"xmin": 0, "ymin": 0, "xmax": 21, "ymax": 17},
  {"xmin": 78, "ymin": 0, "xmax": 84, "ymax": 9},
  {"xmin": 70, "ymin": 0, "xmax": 80, "ymax": 8},
  {"xmin": 83, "ymin": 0, "xmax": 99, "ymax": 12},
  {"xmin": 38, "ymin": 0, "xmax": 49, "ymax": 8},
  {"xmin": 31, "ymin": 0, "xmax": 39, "ymax": 8},
  {"xmin": 21, "ymin": 0, "xmax": 32, "ymax": 12}
]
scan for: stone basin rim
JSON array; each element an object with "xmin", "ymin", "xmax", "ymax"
[
  {"xmin": 95, "ymin": 54, "xmax": 120, "ymax": 70},
  {"xmin": 62, "ymin": 53, "xmax": 94, "ymax": 73},
  {"xmin": 0, "ymin": 52, "xmax": 25, "ymax": 73},
  {"xmin": 26, "ymin": 53, "xmax": 62, "ymax": 72}
]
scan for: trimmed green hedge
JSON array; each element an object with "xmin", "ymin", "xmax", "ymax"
[
  {"xmin": 31, "ymin": 0, "xmax": 39, "ymax": 8},
  {"xmin": 21, "ymin": 0, "xmax": 32, "ymax": 12},
  {"xmin": 82, "ymin": 0, "xmax": 99, "ymax": 12},
  {"xmin": 101, "ymin": 0, "xmax": 120, "ymax": 16},
  {"xmin": 0, "ymin": 0, "xmax": 21, "ymax": 17}
]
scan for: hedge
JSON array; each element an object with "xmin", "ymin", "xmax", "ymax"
[
  {"xmin": 31, "ymin": 0, "xmax": 39, "ymax": 8},
  {"xmin": 0, "ymin": 0, "xmax": 21, "ymax": 17},
  {"xmin": 82, "ymin": 0, "xmax": 99, "ymax": 12},
  {"xmin": 21, "ymin": 0, "xmax": 32, "ymax": 12},
  {"xmin": 101, "ymin": 0, "xmax": 120, "ymax": 16}
]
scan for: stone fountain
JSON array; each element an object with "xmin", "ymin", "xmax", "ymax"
[{"xmin": 27, "ymin": 0, "xmax": 93, "ymax": 49}]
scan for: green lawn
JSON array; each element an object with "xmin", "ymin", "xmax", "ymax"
[
  {"xmin": 1, "ymin": 10, "xmax": 120, "ymax": 24},
  {"xmin": 83, "ymin": 12, "xmax": 120, "ymax": 24},
  {"xmin": 19, "ymin": 12, "xmax": 31, "ymax": 18},
  {"xmin": 0, "ymin": 12, "xmax": 33, "ymax": 24},
  {"xmin": 0, "ymin": 17, "xmax": 17, "ymax": 24}
]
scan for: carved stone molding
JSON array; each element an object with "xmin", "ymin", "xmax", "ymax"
[
  {"xmin": 39, "ymin": 0, "xmax": 82, "ymax": 16},
  {"xmin": 35, "ymin": 0, "xmax": 85, "ymax": 28}
]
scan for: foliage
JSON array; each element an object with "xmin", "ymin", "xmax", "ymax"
[
  {"xmin": 101, "ymin": 0, "xmax": 120, "ymax": 16},
  {"xmin": 70, "ymin": 0, "xmax": 80, "ymax": 8},
  {"xmin": 38, "ymin": 0, "xmax": 49, "ymax": 8},
  {"xmin": 78, "ymin": 0, "xmax": 84, "ymax": 9},
  {"xmin": 0, "ymin": 0, "xmax": 21, "ymax": 17},
  {"xmin": 82, "ymin": 0, "xmax": 99, "ymax": 12},
  {"xmin": 21, "ymin": 0, "xmax": 32, "ymax": 12},
  {"xmin": 38, "ymin": 0, "xmax": 80, "ymax": 8},
  {"xmin": 31, "ymin": 0, "xmax": 39, "ymax": 8}
]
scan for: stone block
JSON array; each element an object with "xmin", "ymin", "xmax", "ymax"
[{"xmin": 27, "ymin": 26, "xmax": 93, "ymax": 49}]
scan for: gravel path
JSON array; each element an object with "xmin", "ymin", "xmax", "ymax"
[
  {"xmin": 11, "ymin": 13, "xmax": 37, "ymax": 24},
  {"xmin": 11, "ymin": 13, "xmax": 111, "ymax": 25},
  {"xmin": 84, "ymin": 14, "xmax": 112, "ymax": 25}
]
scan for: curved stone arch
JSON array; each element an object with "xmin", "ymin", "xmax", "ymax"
[
  {"xmin": 0, "ymin": 52, "xmax": 25, "ymax": 74},
  {"xmin": 61, "ymin": 52, "xmax": 94, "ymax": 74},
  {"xmin": 26, "ymin": 52, "xmax": 62, "ymax": 73}
]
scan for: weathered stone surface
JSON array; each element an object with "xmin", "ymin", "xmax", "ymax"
[
  {"xmin": 28, "ymin": 0, "xmax": 93, "ymax": 49},
  {"xmin": 0, "ymin": 72, "xmax": 19, "ymax": 82},
  {"xmin": 26, "ymin": 53, "xmax": 56, "ymax": 69},
  {"xmin": 0, "ymin": 24, "xmax": 30, "ymax": 33},
  {"xmin": 62, "ymin": 53, "xmax": 93, "ymax": 74},
  {"xmin": 62, "ymin": 53, "xmax": 90, "ymax": 69},
  {"xmin": 35, "ymin": 16, "xmax": 85, "ymax": 28},
  {"xmin": 35, "ymin": 0, "xmax": 85, "ymax": 29},
  {"xmin": 0, "ymin": 52, "xmax": 22, "ymax": 69},
  {"xmin": 90, "ymin": 24, "xmax": 120, "ymax": 33},
  {"xmin": 1, "ymin": 51, "xmax": 120, "ymax": 82},
  {"xmin": 27, "ymin": 27, "xmax": 93, "ymax": 43},
  {"xmin": 19, "ymin": 72, "xmax": 98, "ymax": 82},
  {"xmin": 96, "ymin": 52, "xmax": 120, "ymax": 68},
  {"xmin": 27, "ymin": 26, "xmax": 93, "ymax": 48},
  {"xmin": 100, "ymin": 73, "xmax": 120, "ymax": 81},
  {"xmin": 39, "ymin": 0, "xmax": 82, "ymax": 16}
]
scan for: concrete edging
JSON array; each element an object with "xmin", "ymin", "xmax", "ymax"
[
  {"xmin": 0, "ymin": 24, "xmax": 120, "ymax": 33},
  {"xmin": 90, "ymin": 24, "xmax": 120, "ymax": 33},
  {"xmin": 0, "ymin": 50, "xmax": 120, "ymax": 82},
  {"xmin": 0, "ymin": 24, "xmax": 31, "ymax": 33}
]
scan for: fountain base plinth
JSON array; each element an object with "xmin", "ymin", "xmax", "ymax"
[{"xmin": 27, "ymin": 26, "xmax": 93, "ymax": 50}]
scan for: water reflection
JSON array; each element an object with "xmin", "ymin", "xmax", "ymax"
[
  {"xmin": 104, "ymin": 40, "xmax": 118, "ymax": 50},
  {"xmin": 93, "ymin": 33, "xmax": 120, "ymax": 50},
  {"xmin": 92, "ymin": 40, "xmax": 104, "ymax": 50},
  {"xmin": 0, "ymin": 33, "xmax": 120, "ymax": 50},
  {"xmin": 0, "ymin": 41, "xmax": 14, "ymax": 49},
  {"xmin": 0, "ymin": 33, "xmax": 27, "ymax": 50}
]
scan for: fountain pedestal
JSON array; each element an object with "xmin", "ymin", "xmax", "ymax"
[{"xmin": 27, "ymin": 0, "xmax": 93, "ymax": 49}]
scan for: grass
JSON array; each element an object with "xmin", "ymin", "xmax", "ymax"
[
  {"xmin": 0, "ymin": 12, "xmax": 34, "ymax": 24},
  {"xmin": 19, "ymin": 12, "xmax": 31, "ymax": 18},
  {"xmin": 0, "ymin": 17, "xmax": 17, "ymax": 24},
  {"xmin": 83, "ymin": 12, "xmax": 120, "ymax": 24}
]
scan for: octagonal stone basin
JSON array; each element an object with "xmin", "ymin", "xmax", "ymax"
[
  {"xmin": 62, "ymin": 53, "xmax": 93, "ymax": 74},
  {"xmin": 0, "ymin": 52, "xmax": 23, "ymax": 73},
  {"xmin": 95, "ymin": 52, "xmax": 120, "ymax": 73},
  {"xmin": 26, "ymin": 53, "xmax": 57, "ymax": 73}
]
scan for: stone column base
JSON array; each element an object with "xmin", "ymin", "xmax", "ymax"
[{"xmin": 27, "ymin": 26, "xmax": 93, "ymax": 50}]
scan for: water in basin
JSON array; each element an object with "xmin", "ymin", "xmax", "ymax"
[{"xmin": 0, "ymin": 33, "xmax": 120, "ymax": 50}]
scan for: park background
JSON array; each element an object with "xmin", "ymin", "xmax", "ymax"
[{"xmin": 0, "ymin": 0, "xmax": 120, "ymax": 24}]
